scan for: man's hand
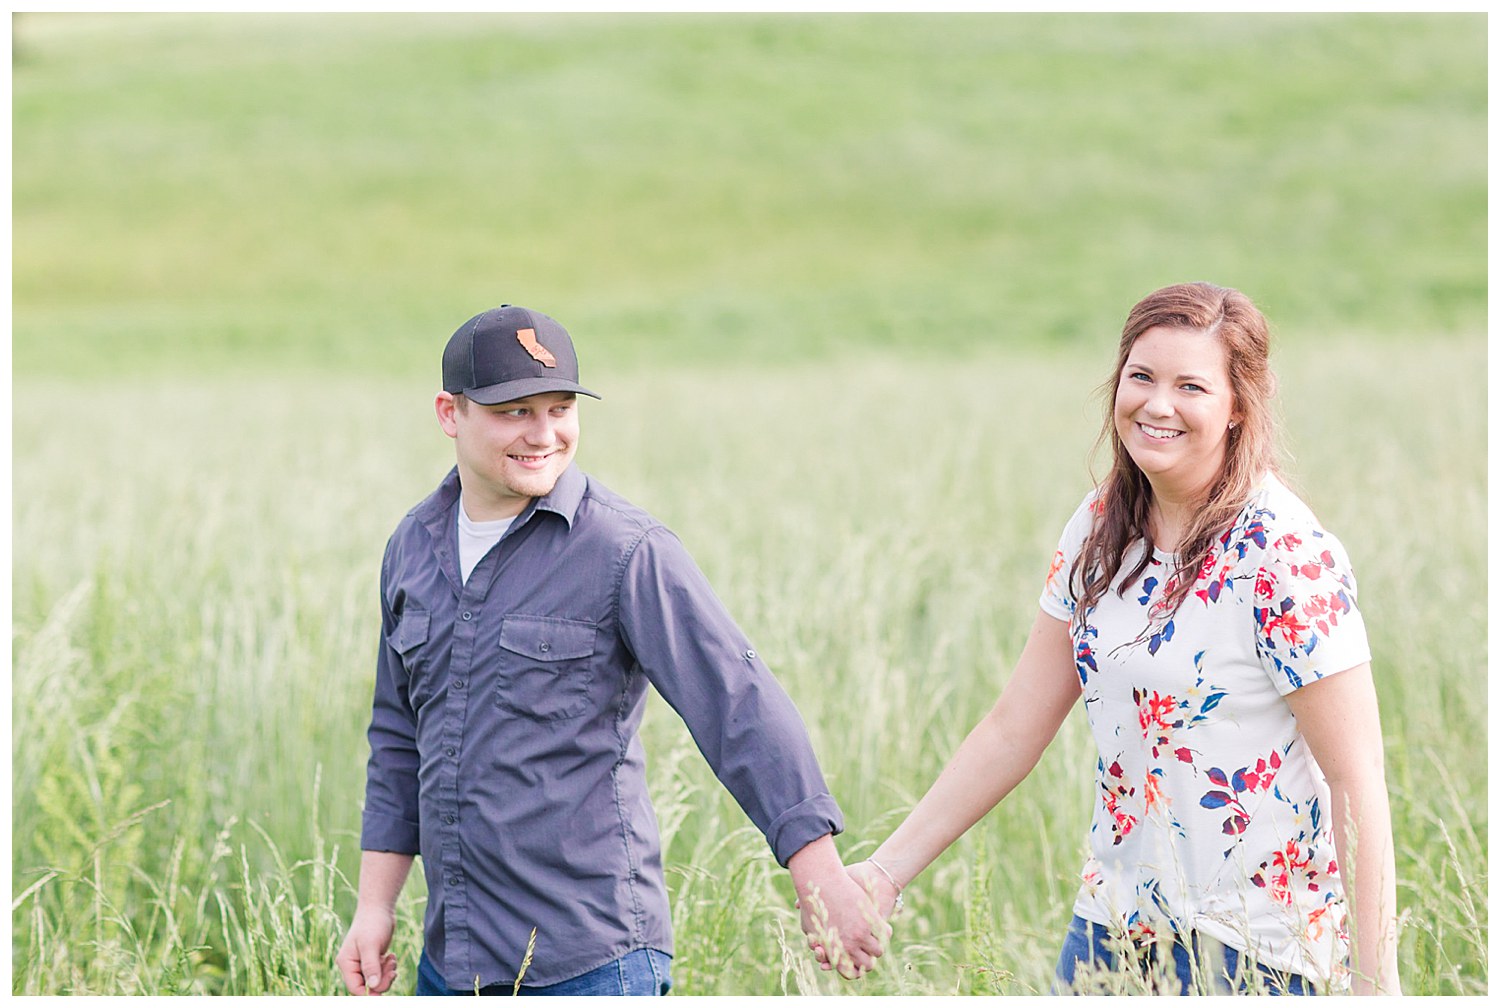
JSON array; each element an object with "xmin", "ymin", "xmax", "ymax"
[
  {"xmin": 336, "ymin": 908, "xmax": 399, "ymax": 995},
  {"xmin": 338, "ymin": 850, "xmax": 414, "ymax": 995},
  {"xmin": 787, "ymin": 835, "xmax": 889, "ymax": 979}
]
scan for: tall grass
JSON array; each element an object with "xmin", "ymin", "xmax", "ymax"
[
  {"xmin": 12, "ymin": 338, "xmax": 1485, "ymax": 994},
  {"xmin": 12, "ymin": 10, "xmax": 1485, "ymax": 997}
]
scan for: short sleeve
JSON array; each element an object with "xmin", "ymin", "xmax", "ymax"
[
  {"xmin": 1252, "ymin": 525, "xmax": 1371, "ymax": 695},
  {"xmin": 1039, "ymin": 493, "xmax": 1100, "ymax": 622}
]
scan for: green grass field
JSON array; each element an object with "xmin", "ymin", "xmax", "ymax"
[{"xmin": 12, "ymin": 13, "xmax": 1486, "ymax": 996}]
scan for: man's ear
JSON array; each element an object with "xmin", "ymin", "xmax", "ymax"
[{"xmin": 435, "ymin": 391, "xmax": 460, "ymax": 439}]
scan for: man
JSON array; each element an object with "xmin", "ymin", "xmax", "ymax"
[{"xmin": 336, "ymin": 305, "xmax": 883, "ymax": 996}]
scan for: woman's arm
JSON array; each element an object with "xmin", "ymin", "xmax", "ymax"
[
  {"xmin": 850, "ymin": 610, "xmax": 1080, "ymax": 912},
  {"xmin": 1285, "ymin": 662, "xmax": 1401, "ymax": 995}
]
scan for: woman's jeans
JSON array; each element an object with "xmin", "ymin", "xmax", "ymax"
[
  {"xmin": 415, "ymin": 948, "xmax": 672, "ymax": 996},
  {"xmin": 1053, "ymin": 915, "xmax": 1315, "ymax": 996}
]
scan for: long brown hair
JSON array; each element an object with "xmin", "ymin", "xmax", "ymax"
[{"xmin": 1071, "ymin": 282, "xmax": 1279, "ymax": 618}]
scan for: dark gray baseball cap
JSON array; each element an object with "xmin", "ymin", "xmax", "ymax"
[{"xmin": 441, "ymin": 305, "xmax": 600, "ymax": 405}]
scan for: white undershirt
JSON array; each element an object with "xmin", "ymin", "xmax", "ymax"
[{"xmin": 457, "ymin": 500, "xmax": 515, "ymax": 584}]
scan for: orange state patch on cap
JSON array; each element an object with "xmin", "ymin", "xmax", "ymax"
[{"xmin": 516, "ymin": 328, "xmax": 557, "ymax": 367}]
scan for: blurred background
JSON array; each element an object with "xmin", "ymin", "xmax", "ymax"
[
  {"xmin": 13, "ymin": 12, "xmax": 1484, "ymax": 373},
  {"xmin": 12, "ymin": 12, "xmax": 1486, "ymax": 995}
]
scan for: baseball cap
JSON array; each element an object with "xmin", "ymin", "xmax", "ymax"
[{"xmin": 441, "ymin": 305, "xmax": 600, "ymax": 405}]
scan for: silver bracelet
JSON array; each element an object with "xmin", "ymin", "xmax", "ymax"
[{"xmin": 866, "ymin": 857, "xmax": 905, "ymax": 915}]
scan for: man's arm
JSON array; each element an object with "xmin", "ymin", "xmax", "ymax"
[
  {"xmin": 341, "ymin": 545, "xmax": 425, "ymax": 994},
  {"xmin": 336, "ymin": 851, "xmax": 415, "ymax": 995},
  {"xmin": 617, "ymin": 526, "xmax": 883, "ymax": 976}
]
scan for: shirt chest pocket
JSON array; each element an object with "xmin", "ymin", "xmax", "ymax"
[
  {"xmin": 496, "ymin": 615, "xmax": 598, "ymax": 721},
  {"xmin": 388, "ymin": 608, "xmax": 435, "ymax": 707}
]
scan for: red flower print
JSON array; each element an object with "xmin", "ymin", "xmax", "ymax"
[
  {"xmin": 1143, "ymin": 769, "xmax": 1169, "ymax": 814},
  {"xmin": 1254, "ymin": 568, "xmax": 1276, "ymax": 600},
  {"xmin": 1135, "ymin": 691, "xmax": 1186, "ymax": 759},
  {"xmin": 1101, "ymin": 760, "xmax": 1138, "ymax": 845},
  {"xmin": 1235, "ymin": 751, "xmax": 1282, "ymax": 794},
  {"xmin": 1306, "ymin": 904, "xmax": 1330, "ymax": 941},
  {"xmin": 1252, "ymin": 839, "xmax": 1315, "ymax": 907},
  {"xmin": 1044, "ymin": 549, "xmax": 1066, "ymax": 594},
  {"xmin": 1261, "ymin": 609, "xmax": 1309, "ymax": 647}
]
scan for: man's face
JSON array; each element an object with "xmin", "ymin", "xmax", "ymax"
[{"xmin": 437, "ymin": 391, "xmax": 580, "ymax": 519}]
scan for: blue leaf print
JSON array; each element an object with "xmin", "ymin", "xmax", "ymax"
[
  {"xmin": 1310, "ymin": 797, "xmax": 1321, "ymax": 835},
  {"xmin": 1200, "ymin": 692, "xmax": 1226, "ymax": 714},
  {"xmin": 1138, "ymin": 577, "xmax": 1158, "ymax": 605},
  {"xmin": 1200, "ymin": 791, "xmax": 1233, "ymax": 809},
  {"xmin": 1207, "ymin": 767, "xmax": 1229, "ymax": 787},
  {"xmin": 1149, "ymin": 620, "xmax": 1176, "ymax": 656},
  {"xmin": 1222, "ymin": 813, "xmax": 1250, "ymax": 835},
  {"xmin": 1273, "ymin": 655, "xmax": 1304, "ymax": 690},
  {"xmin": 1231, "ymin": 768, "xmax": 1250, "ymax": 793}
]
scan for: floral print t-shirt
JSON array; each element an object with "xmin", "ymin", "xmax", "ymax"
[{"xmin": 1039, "ymin": 474, "xmax": 1370, "ymax": 987}]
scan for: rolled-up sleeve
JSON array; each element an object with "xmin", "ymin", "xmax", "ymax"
[
  {"xmin": 618, "ymin": 526, "xmax": 843, "ymax": 866},
  {"xmin": 360, "ymin": 544, "xmax": 422, "ymax": 854}
]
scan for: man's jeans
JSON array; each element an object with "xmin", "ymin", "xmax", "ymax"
[
  {"xmin": 1052, "ymin": 915, "xmax": 1315, "ymax": 996},
  {"xmin": 415, "ymin": 948, "xmax": 672, "ymax": 996}
]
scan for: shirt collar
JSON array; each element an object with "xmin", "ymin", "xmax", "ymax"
[
  {"xmin": 530, "ymin": 462, "xmax": 585, "ymax": 528},
  {"xmin": 415, "ymin": 463, "xmax": 584, "ymax": 533}
]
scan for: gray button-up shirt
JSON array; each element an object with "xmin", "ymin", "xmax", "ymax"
[{"xmin": 360, "ymin": 464, "xmax": 843, "ymax": 989}]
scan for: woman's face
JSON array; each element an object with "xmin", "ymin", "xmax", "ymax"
[{"xmin": 1113, "ymin": 325, "xmax": 1238, "ymax": 499}]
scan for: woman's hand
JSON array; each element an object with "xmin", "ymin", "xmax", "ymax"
[{"xmin": 846, "ymin": 860, "xmax": 902, "ymax": 920}]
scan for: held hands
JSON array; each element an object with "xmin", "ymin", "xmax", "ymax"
[
  {"xmin": 335, "ymin": 908, "xmax": 400, "ymax": 995},
  {"xmin": 788, "ymin": 836, "xmax": 890, "ymax": 980},
  {"xmin": 798, "ymin": 871, "xmax": 891, "ymax": 979},
  {"xmin": 804, "ymin": 859, "xmax": 905, "ymax": 978}
]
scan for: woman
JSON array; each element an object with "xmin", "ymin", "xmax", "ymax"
[{"xmin": 839, "ymin": 283, "xmax": 1400, "ymax": 994}]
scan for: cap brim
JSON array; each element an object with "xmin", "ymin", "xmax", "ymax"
[{"xmin": 462, "ymin": 377, "xmax": 601, "ymax": 405}]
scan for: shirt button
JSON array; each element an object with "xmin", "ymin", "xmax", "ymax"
[
  {"xmin": 461, "ymin": 611, "xmax": 473, "ymax": 621},
  {"xmin": 744, "ymin": 649, "xmax": 757, "ymax": 660},
  {"xmin": 539, "ymin": 642, "xmax": 550, "ymax": 652},
  {"xmin": 447, "ymin": 876, "xmax": 460, "ymax": 886},
  {"xmin": 445, "ymin": 746, "xmax": 457, "ymax": 758},
  {"xmin": 444, "ymin": 814, "xmax": 457, "ymax": 824},
  {"xmin": 453, "ymin": 679, "xmax": 465, "ymax": 690}
]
